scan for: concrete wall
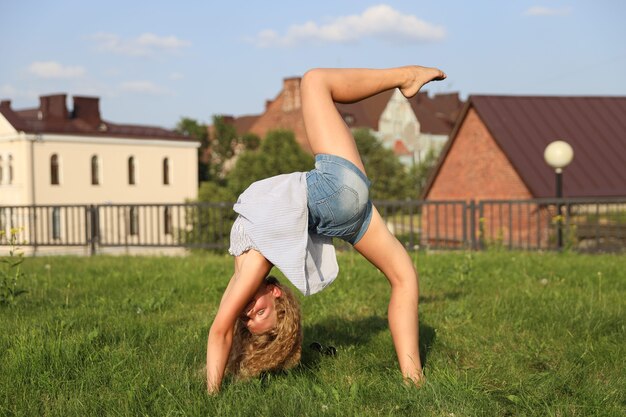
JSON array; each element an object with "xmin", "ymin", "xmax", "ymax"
[
  {"xmin": 31, "ymin": 135, "xmax": 198, "ymax": 205},
  {"xmin": 379, "ymin": 90, "xmax": 419, "ymax": 151},
  {"xmin": 2, "ymin": 129, "xmax": 198, "ymax": 207},
  {"xmin": 0, "ymin": 133, "xmax": 30, "ymax": 205}
]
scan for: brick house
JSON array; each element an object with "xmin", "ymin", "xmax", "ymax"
[
  {"xmin": 421, "ymin": 95, "xmax": 626, "ymax": 247},
  {"xmin": 223, "ymin": 76, "xmax": 463, "ymax": 163}
]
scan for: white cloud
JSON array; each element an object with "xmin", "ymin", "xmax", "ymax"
[
  {"xmin": 249, "ymin": 4, "xmax": 446, "ymax": 47},
  {"xmin": 119, "ymin": 81, "xmax": 170, "ymax": 95},
  {"xmin": 90, "ymin": 32, "xmax": 191, "ymax": 56},
  {"xmin": 28, "ymin": 61, "xmax": 86, "ymax": 79},
  {"xmin": 169, "ymin": 72, "xmax": 184, "ymax": 81},
  {"xmin": 523, "ymin": 6, "xmax": 572, "ymax": 16}
]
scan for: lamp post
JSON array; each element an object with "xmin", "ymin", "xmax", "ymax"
[{"xmin": 544, "ymin": 140, "xmax": 574, "ymax": 250}]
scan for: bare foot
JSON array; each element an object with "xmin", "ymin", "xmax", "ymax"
[
  {"xmin": 399, "ymin": 65, "xmax": 446, "ymax": 98},
  {"xmin": 404, "ymin": 371, "xmax": 426, "ymax": 388}
]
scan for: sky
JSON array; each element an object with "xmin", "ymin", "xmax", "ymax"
[{"xmin": 1, "ymin": 1, "xmax": 625, "ymax": 129}]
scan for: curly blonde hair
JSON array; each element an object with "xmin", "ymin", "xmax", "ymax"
[{"xmin": 226, "ymin": 276, "xmax": 302, "ymax": 380}]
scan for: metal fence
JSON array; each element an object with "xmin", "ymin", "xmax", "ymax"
[{"xmin": 1, "ymin": 198, "xmax": 625, "ymax": 254}]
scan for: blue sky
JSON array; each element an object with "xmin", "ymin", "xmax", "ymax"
[{"xmin": 1, "ymin": 1, "xmax": 625, "ymax": 129}]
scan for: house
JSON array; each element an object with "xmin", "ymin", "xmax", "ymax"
[
  {"xmin": 222, "ymin": 76, "xmax": 463, "ymax": 164},
  {"xmin": 0, "ymin": 94, "xmax": 200, "ymax": 252},
  {"xmin": 342, "ymin": 89, "xmax": 462, "ymax": 165},
  {"xmin": 239, "ymin": 77, "xmax": 310, "ymax": 151},
  {"xmin": 421, "ymin": 95, "xmax": 626, "ymax": 247}
]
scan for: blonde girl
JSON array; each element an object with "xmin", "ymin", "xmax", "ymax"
[{"xmin": 207, "ymin": 65, "xmax": 446, "ymax": 393}]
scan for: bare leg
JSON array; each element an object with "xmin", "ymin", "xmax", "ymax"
[
  {"xmin": 300, "ymin": 66, "xmax": 444, "ymax": 385},
  {"xmin": 354, "ymin": 207, "xmax": 423, "ymax": 385},
  {"xmin": 300, "ymin": 66, "xmax": 445, "ymax": 172}
]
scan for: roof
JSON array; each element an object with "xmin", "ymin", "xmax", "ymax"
[
  {"xmin": 232, "ymin": 115, "xmax": 260, "ymax": 136},
  {"xmin": 335, "ymin": 90, "xmax": 394, "ymax": 130},
  {"xmin": 393, "ymin": 139, "xmax": 411, "ymax": 156},
  {"xmin": 336, "ymin": 90, "xmax": 463, "ymax": 135},
  {"xmin": 425, "ymin": 95, "xmax": 626, "ymax": 198},
  {"xmin": 0, "ymin": 95, "xmax": 194, "ymax": 142},
  {"xmin": 409, "ymin": 92, "xmax": 463, "ymax": 134}
]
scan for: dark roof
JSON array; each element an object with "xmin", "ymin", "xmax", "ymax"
[
  {"xmin": 408, "ymin": 92, "xmax": 463, "ymax": 134},
  {"xmin": 0, "ymin": 95, "xmax": 194, "ymax": 142},
  {"xmin": 335, "ymin": 90, "xmax": 394, "ymax": 130},
  {"xmin": 425, "ymin": 95, "xmax": 626, "ymax": 198}
]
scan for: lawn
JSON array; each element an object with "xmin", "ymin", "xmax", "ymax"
[{"xmin": 1, "ymin": 251, "xmax": 624, "ymax": 416}]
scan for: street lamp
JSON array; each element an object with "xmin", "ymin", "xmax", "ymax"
[{"xmin": 544, "ymin": 140, "xmax": 574, "ymax": 250}]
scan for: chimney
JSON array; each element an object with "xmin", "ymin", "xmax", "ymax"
[
  {"xmin": 221, "ymin": 115, "xmax": 235, "ymax": 124},
  {"xmin": 0, "ymin": 100, "xmax": 11, "ymax": 109},
  {"xmin": 39, "ymin": 94, "xmax": 69, "ymax": 120},
  {"xmin": 72, "ymin": 96, "xmax": 101, "ymax": 127},
  {"xmin": 281, "ymin": 77, "xmax": 301, "ymax": 112}
]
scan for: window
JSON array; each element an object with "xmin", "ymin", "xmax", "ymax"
[
  {"xmin": 51, "ymin": 154, "xmax": 60, "ymax": 185},
  {"xmin": 163, "ymin": 157, "xmax": 170, "ymax": 185},
  {"xmin": 129, "ymin": 207, "xmax": 139, "ymax": 236},
  {"xmin": 128, "ymin": 156, "xmax": 136, "ymax": 185},
  {"xmin": 0, "ymin": 155, "xmax": 3, "ymax": 184},
  {"xmin": 91, "ymin": 155, "xmax": 100, "ymax": 185},
  {"xmin": 164, "ymin": 206, "xmax": 172, "ymax": 235},
  {"xmin": 52, "ymin": 207, "xmax": 61, "ymax": 240},
  {"xmin": 8, "ymin": 155, "xmax": 13, "ymax": 184}
]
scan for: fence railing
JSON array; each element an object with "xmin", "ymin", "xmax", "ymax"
[
  {"xmin": 1, "ymin": 198, "xmax": 625, "ymax": 254},
  {"xmin": 477, "ymin": 198, "xmax": 626, "ymax": 252}
]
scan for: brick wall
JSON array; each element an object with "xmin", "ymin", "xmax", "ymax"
[
  {"xmin": 422, "ymin": 107, "xmax": 551, "ymax": 247},
  {"xmin": 427, "ymin": 108, "xmax": 532, "ymax": 201},
  {"xmin": 248, "ymin": 77, "xmax": 311, "ymax": 153}
]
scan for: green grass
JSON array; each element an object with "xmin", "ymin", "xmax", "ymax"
[{"xmin": 1, "ymin": 251, "xmax": 624, "ymax": 416}]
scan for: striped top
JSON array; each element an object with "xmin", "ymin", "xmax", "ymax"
[{"xmin": 228, "ymin": 172, "xmax": 339, "ymax": 296}]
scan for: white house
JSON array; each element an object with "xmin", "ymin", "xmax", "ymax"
[{"xmin": 0, "ymin": 94, "xmax": 200, "ymax": 253}]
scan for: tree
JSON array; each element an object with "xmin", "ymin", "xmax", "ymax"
[
  {"xmin": 240, "ymin": 132, "xmax": 260, "ymax": 151},
  {"xmin": 209, "ymin": 116, "xmax": 239, "ymax": 183},
  {"xmin": 227, "ymin": 129, "xmax": 314, "ymax": 197},
  {"xmin": 353, "ymin": 128, "xmax": 413, "ymax": 200},
  {"xmin": 175, "ymin": 117, "xmax": 210, "ymax": 182},
  {"xmin": 410, "ymin": 147, "xmax": 440, "ymax": 197},
  {"xmin": 197, "ymin": 181, "xmax": 236, "ymax": 203}
]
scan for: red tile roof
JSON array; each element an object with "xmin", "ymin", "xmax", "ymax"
[
  {"xmin": 393, "ymin": 139, "xmax": 412, "ymax": 156},
  {"xmin": 426, "ymin": 95, "xmax": 626, "ymax": 198},
  {"xmin": 0, "ymin": 95, "xmax": 194, "ymax": 142}
]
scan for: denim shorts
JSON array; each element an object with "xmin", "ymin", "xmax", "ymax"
[{"xmin": 306, "ymin": 154, "xmax": 373, "ymax": 245}]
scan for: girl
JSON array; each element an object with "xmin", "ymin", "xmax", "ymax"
[{"xmin": 207, "ymin": 65, "xmax": 447, "ymax": 393}]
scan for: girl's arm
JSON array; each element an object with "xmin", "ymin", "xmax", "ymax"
[{"xmin": 206, "ymin": 250, "xmax": 272, "ymax": 393}]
